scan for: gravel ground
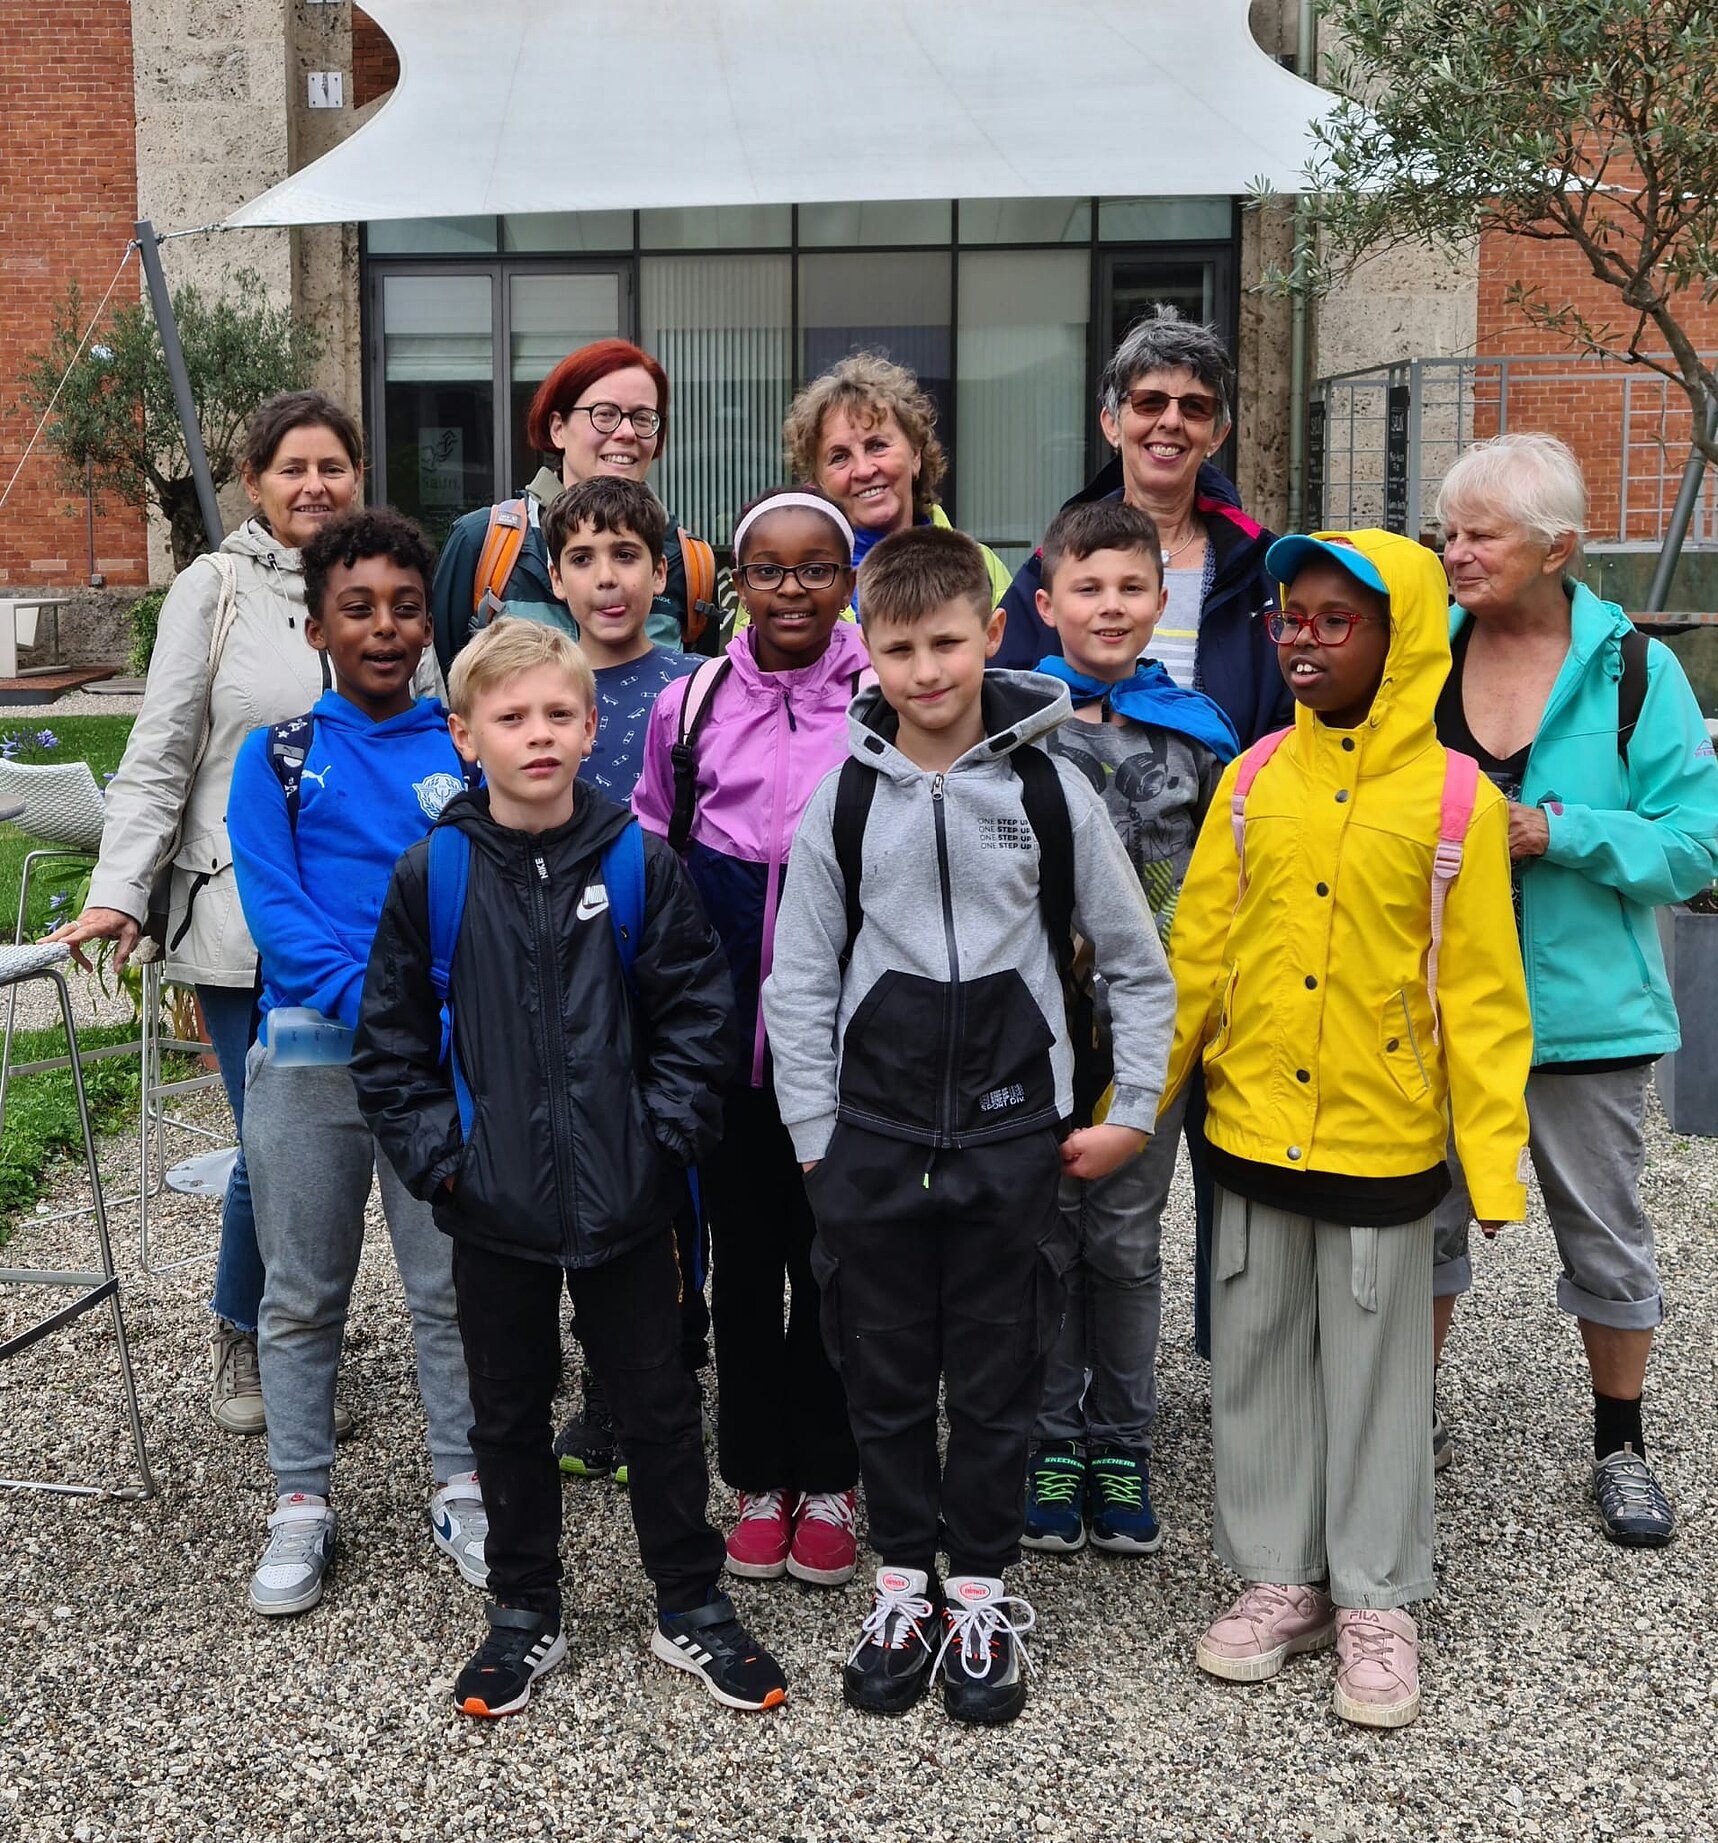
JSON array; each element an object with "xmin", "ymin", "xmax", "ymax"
[{"xmin": 1, "ymin": 1079, "xmax": 1713, "ymax": 1843}]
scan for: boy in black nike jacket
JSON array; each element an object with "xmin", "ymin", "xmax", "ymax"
[{"xmin": 353, "ymin": 617, "xmax": 787, "ymax": 1719}]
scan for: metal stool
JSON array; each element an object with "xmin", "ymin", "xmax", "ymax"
[
  {"xmin": 136, "ymin": 951, "xmax": 233, "ymax": 1276},
  {"xmin": 0, "ymin": 941, "xmax": 156, "ymax": 1500}
]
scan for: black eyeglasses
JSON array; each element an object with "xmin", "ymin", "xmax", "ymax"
[
  {"xmin": 1126, "ymin": 388, "xmax": 1223, "ymax": 426},
  {"xmin": 735, "ymin": 562, "xmax": 844, "ymax": 591},
  {"xmin": 567, "ymin": 401, "xmax": 663, "ymax": 439},
  {"xmin": 1266, "ymin": 610, "xmax": 1384, "ymax": 646}
]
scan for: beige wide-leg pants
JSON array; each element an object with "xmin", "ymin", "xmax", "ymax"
[{"xmin": 1210, "ymin": 1187, "xmax": 1435, "ymax": 1610}]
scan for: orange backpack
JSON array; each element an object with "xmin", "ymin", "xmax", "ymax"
[{"xmin": 470, "ymin": 498, "xmax": 717, "ymax": 648}]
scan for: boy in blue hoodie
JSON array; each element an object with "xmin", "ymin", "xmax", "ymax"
[
  {"xmin": 229, "ymin": 507, "xmax": 482, "ymax": 1619},
  {"xmin": 1021, "ymin": 499, "xmax": 1237, "ymax": 1559}
]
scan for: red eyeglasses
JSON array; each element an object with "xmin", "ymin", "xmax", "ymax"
[{"xmin": 1266, "ymin": 610, "xmax": 1385, "ymax": 647}]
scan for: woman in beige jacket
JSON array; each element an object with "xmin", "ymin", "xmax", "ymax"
[{"xmin": 48, "ymin": 389, "xmax": 407, "ymax": 1435}]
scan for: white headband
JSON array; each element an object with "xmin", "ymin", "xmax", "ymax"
[{"xmin": 731, "ymin": 493, "xmax": 855, "ymax": 564}]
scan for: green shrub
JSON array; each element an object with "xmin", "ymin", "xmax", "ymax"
[{"xmin": 127, "ymin": 587, "xmax": 167, "ymax": 678}]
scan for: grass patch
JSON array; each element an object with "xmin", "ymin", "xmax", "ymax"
[{"xmin": 0, "ymin": 713, "xmax": 170, "ymax": 1242}]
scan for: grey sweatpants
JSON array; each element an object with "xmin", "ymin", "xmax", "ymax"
[
  {"xmin": 1210, "ymin": 1188, "xmax": 1434, "ymax": 1611},
  {"xmin": 1035, "ymin": 1084, "xmax": 1189, "ymax": 1454},
  {"xmin": 245, "ymin": 1045, "xmax": 475, "ymax": 1498},
  {"xmin": 1434, "ymin": 1063, "xmax": 1661, "ymax": 1330}
]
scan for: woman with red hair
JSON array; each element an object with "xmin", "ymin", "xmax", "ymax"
[{"xmin": 430, "ymin": 338, "xmax": 716, "ymax": 671}]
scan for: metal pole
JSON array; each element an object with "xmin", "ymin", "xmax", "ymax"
[
  {"xmin": 1285, "ymin": 0, "xmax": 1318, "ymax": 534},
  {"xmin": 1646, "ymin": 394, "xmax": 1718, "ymax": 613},
  {"xmin": 133, "ymin": 219, "xmax": 223, "ymax": 553}
]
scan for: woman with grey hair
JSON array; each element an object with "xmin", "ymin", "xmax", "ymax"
[
  {"xmin": 994, "ymin": 307, "xmax": 1291, "ymax": 744},
  {"xmin": 1430, "ymin": 432, "xmax": 1718, "ymax": 1547}
]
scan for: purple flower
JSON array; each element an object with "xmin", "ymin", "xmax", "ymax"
[
  {"xmin": 34, "ymin": 730, "xmax": 56, "ymax": 749},
  {"xmin": 48, "ymin": 892, "xmax": 68, "ymax": 912}
]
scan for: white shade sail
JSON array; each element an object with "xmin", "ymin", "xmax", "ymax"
[{"xmin": 224, "ymin": 0, "xmax": 1332, "ymax": 228}]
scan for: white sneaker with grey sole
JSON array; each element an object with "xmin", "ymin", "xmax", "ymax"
[
  {"xmin": 430, "ymin": 1471, "xmax": 490, "ymax": 1586},
  {"xmin": 249, "ymin": 1495, "xmax": 337, "ymax": 1616}
]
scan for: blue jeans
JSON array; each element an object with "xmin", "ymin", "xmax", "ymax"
[{"xmin": 197, "ymin": 982, "xmax": 264, "ymax": 1332}]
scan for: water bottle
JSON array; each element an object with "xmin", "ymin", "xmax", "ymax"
[{"xmin": 266, "ymin": 1006, "xmax": 355, "ymax": 1067}]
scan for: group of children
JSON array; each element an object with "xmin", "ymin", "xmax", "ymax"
[{"xmin": 221, "ymin": 455, "xmax": 1534, "ymax": 1733}]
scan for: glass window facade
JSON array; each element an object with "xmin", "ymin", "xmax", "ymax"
[{"xmin": 364, "ymin": 199, "xmax": 1235, "ymax": 557}]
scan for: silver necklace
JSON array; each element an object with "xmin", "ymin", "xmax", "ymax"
[{"xmin": 1161, "ymin": 527, "xmax": 1203, "ymax": 566}]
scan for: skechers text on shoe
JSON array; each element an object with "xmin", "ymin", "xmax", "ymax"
[
  {"xmin": 652, "ymin": 1593, "xmax": 788, "ymax": 1712},
  {"xmin": 844, "ymin": 1567, "xmax": 939, "ymax": 1715},
  {"xmin": 937, "ymin": 1576, "xmax": 1037, "ymax": 1726},
  {"xmin": 430, "ymin": 1470, "xmax": 490, "ymax": 1587},
  {"xmin": 1087, "ymin": 1447, "xmax": 1164, "ymax": 1555},
  {"xmin": 454, "ymin": 1602, "xmax": 566, "ymax": 1717},
  {"xmin": 248, "ymin": 1495, "xmax": 337, "ymax": 1616},
  {"xmin": 787, "ymin": 1489, "xmax": 858, "ymax": 1586},
  {"xmin": 1195, "ymin": 1582, "xmax": 1336, "ymax": 1683},
  {"xmin": 1021, "ymin": 1442, "xmax": 1087, "ymax": 1553},
  {"xmin": 1333, "ymin": 1607, "xmax": 1421, "ymax": 1729},
  {"xmin": 1593, "ymin": 1445, "xmax": 1675, "ymax": 1548},
  {"xmin": 725, "ymin": 1488, "xmax": 793, "ymax": 1579}
]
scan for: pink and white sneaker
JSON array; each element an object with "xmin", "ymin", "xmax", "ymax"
[
  {"xmin": 1333, "ymin": 1607, "xmax": 1421, "ymax": 1728},
  {"xmin": 725, "ymin": 1488, "xmax": 793, "ymax": 1579},
  {"xmin": 1195, "ymin": 1582, "xmax": 1336, "ymax": 1683},
  {"xmin": 787, "ymin": 1489, "xmax": 858, "ymax": 1585}
]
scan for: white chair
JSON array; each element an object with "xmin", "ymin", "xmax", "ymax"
[
  {"xmin": 0, "ymin": 940, "xmax": 156, "ymax": 1500},
  {"xmin": 0, "ymin": 759, "xmax": 108, "ymax": 1144}
]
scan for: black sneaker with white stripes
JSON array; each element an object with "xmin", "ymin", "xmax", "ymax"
[
  {"xmin": 454, "ymin": 1602, "xmax": 567, "ymax": 1718},
  {"xmin": 651, "ymin": 1591, "xmax": 788, "ymax": 1711}
]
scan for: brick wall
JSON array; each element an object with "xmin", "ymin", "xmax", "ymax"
[
  {"xmin": 1477, "ymin": 227, "xmax": 1718, "ymax": 545},
  {"xmin": 352, "ymin": 9, "xmax": 399, "ymax": 109},
  {"xmin": 0, "ymin": 9, "xmax": 148, "ymax": 589}
]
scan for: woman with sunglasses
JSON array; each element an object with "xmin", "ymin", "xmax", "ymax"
[
  {"xmin": 431, "ymin": 339, "xmax": 718, "ymax": 673},
  {"xmin": 996, "ymin": 308, "xmax": 1291, "ymax": 746}
]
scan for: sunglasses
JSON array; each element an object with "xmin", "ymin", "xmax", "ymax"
[
  {"xmin": 1125, "ymin": 388, "xmax": 1223, "ymax": 426},
  {"xmin": 1266, "ymin": 610, "xmax": 1385, "ymax": 647}
]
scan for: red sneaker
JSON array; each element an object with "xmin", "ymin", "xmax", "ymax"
[
  {"xmin": 725, "ymin": 1489, "xmax": 792, "ymax": 1579},
  {"xmin": 787, "ymin": 1489, "xmax": 858, "ymax": 1586}
]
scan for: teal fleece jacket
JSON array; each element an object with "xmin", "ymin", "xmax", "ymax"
[{"xmin": 1452, "ymin": 582, "xmax": 1718, "ymax": 1064}]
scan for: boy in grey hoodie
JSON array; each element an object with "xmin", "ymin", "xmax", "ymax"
[{"xmin": 763, "ymin": 527, "xmax": 1175, "ymax": 1726}]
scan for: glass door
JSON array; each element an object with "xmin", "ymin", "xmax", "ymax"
[{"xmin": 506, "ymin": 269, "xmax": 628, "ymax": 492}]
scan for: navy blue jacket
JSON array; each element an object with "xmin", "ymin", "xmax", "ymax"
[{"xmin": 993, "ymin": 461, "xmax": 1292, "ymax": 748}]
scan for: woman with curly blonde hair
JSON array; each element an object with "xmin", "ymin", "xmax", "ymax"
[{"xmin": 782, "ymin": 351, "xmax": 1013, "ymax": 616}]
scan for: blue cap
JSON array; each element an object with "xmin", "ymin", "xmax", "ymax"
[{"xmin": 1265, "ymin": 534, "xmax": 1388, "ymax": 597}]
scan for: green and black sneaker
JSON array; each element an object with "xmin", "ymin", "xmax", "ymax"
[
  {"xmin": 554, "ymin": 1368, "xmax": 627, "ymax": 1485},
  {"xmin": 1020, "ymin": 1441, "xmax": 1087, "ymax": 1552}
]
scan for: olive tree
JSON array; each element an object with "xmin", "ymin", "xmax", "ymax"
[
  {"xmin": 19, "ymin": 270, "xmax": 320, "ymax": 571},
  {"xmin": 1268, "ymin": 0, "xmax": 1718, "ymax": 594}
]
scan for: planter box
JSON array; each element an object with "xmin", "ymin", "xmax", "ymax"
[{"xmin": 1655, "ymin": 903, "xmax": 1718, "ymax": 1135}]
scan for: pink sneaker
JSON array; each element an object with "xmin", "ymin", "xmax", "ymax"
[
  {"xmin": 1195, "ymin": 1582, "xmax": 1336, "ymax": 1683},
  {"xmin": 725, "ymin": 1489, "xmax": 792, "ymax": 1579},
  {"xmin": 787, "ymin": 1489, "xmax": 858, "ymax": 1586},
  {"xmin": 1333, "ymin": 1607, "xmax": 1421, "ymax": 1728}
]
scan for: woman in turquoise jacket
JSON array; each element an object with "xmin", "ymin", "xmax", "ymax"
[{"xmin": 1429, "ymin": 434, "xmax": 1718, "ymax": 1551}]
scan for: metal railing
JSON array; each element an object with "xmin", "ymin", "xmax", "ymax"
[{"xmin": 1310, "ymin": 354, "xmax": 1718, "ymax": 545}]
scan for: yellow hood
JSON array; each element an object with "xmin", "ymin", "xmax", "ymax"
[{"xmin": 1284, "ymin": 529, "xmax": 1455, "ymax": 776}]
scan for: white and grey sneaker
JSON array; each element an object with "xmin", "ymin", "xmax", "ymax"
[
  {"xmin": 937, "ymin": 1576, "xmax": 1037, "ymax": 1726},
  {"xmin": 430, "ymin": 1471, "xmax": 490, "ymax": 1586},
  {"xmin": 211, "ymin": 1323, "xmax": 265, "ymax": 1436},
  {"xmin": 249, "ymin": 1495, "xmax": 337, "ymax": 1616}
]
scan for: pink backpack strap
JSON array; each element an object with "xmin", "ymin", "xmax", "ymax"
[
  {"xmin": 1426, "ymin": 748, "xmax": 1481, "ymax": 1042},
  {"xmin": 1230, "ymin": 728, "xmax": 1291, "ymax": 903}
]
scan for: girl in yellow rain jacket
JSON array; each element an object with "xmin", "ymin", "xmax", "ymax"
[{"xmin": 1163, "ymin": 528, "xmax": 1530, "ymax": 1732}]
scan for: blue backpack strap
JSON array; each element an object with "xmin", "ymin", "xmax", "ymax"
[
  {"xmin": 601, "ymin": 818, "xmax": 647, "ymax": 993},
  {"xmin": 426, "ymin": 824, "xmax": 474, "ymax": 1135},
  {"xmin": 265, "ymin": 712, "xmax": 317, "ymax": 833}
]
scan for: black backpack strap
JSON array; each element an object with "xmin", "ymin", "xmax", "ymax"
[
  {"xmin": 831, "ymin": 759, "xmax": 877, "ymax": 967},
  {"xmin": 1617, "ymin": 627, "xmax": 1649, "ymax": 765},
  {"xmin": 1012, "ymin": 744, "xmax": 1076, "ymax": 978},
  {"xmin": 266, "ymin": 712, "xmax": 317, "ymax": 834},
  {"xmin": 667, "ymin": 655, "xmax": 733, "ymax": 853}
]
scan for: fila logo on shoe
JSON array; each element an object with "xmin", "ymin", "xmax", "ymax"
[{"xmin": 576, "ymin": 881, "xmax": 610, "ymax": 922}]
